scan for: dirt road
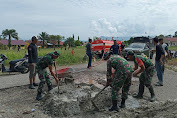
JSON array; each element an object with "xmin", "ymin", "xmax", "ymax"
[{"xmin": 0, "ymin": 60, "xmax": 177, "ymax": 118}]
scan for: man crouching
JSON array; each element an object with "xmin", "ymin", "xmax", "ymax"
[
  {"xmin": 36, "ymin": 50, "xmax": 60, "ymax": 100},
  {"xmin": 106, "ymin": 53, "xmax": 133, "ymax": 111}
]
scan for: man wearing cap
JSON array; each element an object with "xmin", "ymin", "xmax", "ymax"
[
  {"xmin": 127, "ymin": 50, "xmax": 155, "ymax": 102},
  {"xmin": 106, "ymin": 53, "xmax": 133, "ymax": 111},
  {"xmin": 36, "ymin": 50, "xmax": 60, "ymax": 100},
  {"xmin": 28, "ymin": 36, "xmax": 38, "ymax": 89}
]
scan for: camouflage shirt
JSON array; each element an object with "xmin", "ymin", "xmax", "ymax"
[
  {"xmin": 134, "ymin": 55, "xmax": 154, "ymax": 69},
  {"xmin": 36, "ymin": 53, "xmax": 53, "ymax": 70},
  {"xmin": 107, "ymin": 55, "xmax": 133, "ymax": 80}
]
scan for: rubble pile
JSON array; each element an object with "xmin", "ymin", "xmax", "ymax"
[{"xmin": 41, "ymin": 83, "xmax": 111, "ymax": 117}]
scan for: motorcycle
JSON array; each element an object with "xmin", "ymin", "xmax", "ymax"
[{"xmin": 0, "ymin": 53, "xmax": 29, "ymax": 74}]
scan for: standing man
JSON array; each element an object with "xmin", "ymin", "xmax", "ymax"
[
  {"xmin": 151, "ymin": 38, "xmax": 165, "ymax": 86},
  {"xmin": 110, "ymin": 40, "xmax": 121, "ymax": 55},
  {"xmin": 86, "ymin": 38, "xmax": 92, "ymax": 68},
  {"xmin": 28, "ymin": 36, "xmax": 38, "ymax": 89},
  {"xmin": 127, "ymin": 50, "xmax": 155, "ymax": 102},
  {"xmin": 106, "ymin": 53, "xmax": 133, "ymax": 111},
  {"xmin": 17, "ymin": 45, "xmax": 20, "ymax": 52},
  {"xmin": 36, "ymin": 51, "xmax": 60, "ymax": 100},
  {"xmin": 159, "ymin": 38, "xmax": 170, "ymax": 72}
]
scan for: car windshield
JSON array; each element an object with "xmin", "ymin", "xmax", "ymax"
[{"xmin": 127, "ymin": 43, "xmax": 145, "ymax": 49}]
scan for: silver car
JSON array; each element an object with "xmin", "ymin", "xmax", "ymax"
[{"xmin": 121, "ymin": 43, "xmax": 150, "ymax": 59}]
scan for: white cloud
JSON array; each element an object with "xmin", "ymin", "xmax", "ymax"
[{"xmin": 0, "ymin": 0, "xmax": 177, "ymax": 40}]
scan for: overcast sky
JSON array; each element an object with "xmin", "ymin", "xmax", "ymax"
[{"xmin": 1, "ymin": 0, "xmax": 177, "ymax": 41}]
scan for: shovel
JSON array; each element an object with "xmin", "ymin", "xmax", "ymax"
[
  {"xmin": 91, "ymin": 86, "xmax": 108, "ymax": 111},
  {"xmin": 54, "ymin": 61, "xmax": 60, "ymax": 93}
]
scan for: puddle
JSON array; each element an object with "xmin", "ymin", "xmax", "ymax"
[{"xmin": 126, "ymin": 95, "xmax": 139, "ymax": 108}]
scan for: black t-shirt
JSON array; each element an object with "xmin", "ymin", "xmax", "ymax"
[
  {"xmin": 155, "ymin": 44, "xmax": 165, "ymax": 61},
  {"xmin": 28, "ymin": 43, "xmax": 38, "ymax": 63}
]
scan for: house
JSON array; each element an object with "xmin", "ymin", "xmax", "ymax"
[
  {"xmin": 25, "ymin": 40, "xmax": 48, "ymax": 48},
  {"xmin": 0, "ymin": 39, "xmax": 26, "ymax": 49},
  {"xmin": 164, "ymin": 37, "xmax": 177, "ymax": 46},
  {"xmin": 49, "ymin": 41, "xmax": 64, "ymax": 46},
  {"xmin": 25, "ymin": 40, "xmax": 63, "ymax": 48}
]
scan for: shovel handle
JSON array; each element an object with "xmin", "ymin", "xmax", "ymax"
[
  {"xmin": 93, "ymin": 86, "xmax": 107, "ymax": 101},
  {"xmin": 54, "ymin": 61, "xmax": 59, "ymax": 92}
]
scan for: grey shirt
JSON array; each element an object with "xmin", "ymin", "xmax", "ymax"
[{"xmin": 86, "ymin": 43, "xmax": 92, "ymax": 54}]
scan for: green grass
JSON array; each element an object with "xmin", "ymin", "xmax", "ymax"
[
  {"xmin": 169, "ymin": 46, "xmax": 177, "ymax": 51},
  {"xmin": 0, "ymin": 48, "xmax": 87, "ymax": 66}
]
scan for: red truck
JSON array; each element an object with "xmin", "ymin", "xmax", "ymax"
[{"xmin": 92, "ymin": 40, "xmax": 123, "ymax": 59}]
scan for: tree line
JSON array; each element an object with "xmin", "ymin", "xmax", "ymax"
[
  {"xmin": 0, "ymin": 29, "xmax": 84, "ymax": 50},
  {"xmin": 124, "ymin": 31, "xmax": 177, "ymax": 45}
]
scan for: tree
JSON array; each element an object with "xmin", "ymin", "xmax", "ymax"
[
  {"xmin": 157, "ymin": 34, "xmax": 165, "ymax": 39},
  {"xmin": 73, "ymin": 34, "xmax": 74, "ymax": 40},
  {"xmin": 173, "ymin": 31, "xmax": 177, "ymax": 37},
  {"xmin": 78, "ymin": 36, "xmax": 79, "ymax": 41},
  {"xmin": 38, "ymin": 32, "xmax": 49, "ymax": 48},
  {"xmin": 2, "ymin": 29, "xmax": 18, "ymax": 50},
  {"xmin": 63, "ymin": 37, "xmax": 75, "ymax": 47},
  {"xmin": 75, "ymin": 40, "xmax": 81, "ymax": 46}
]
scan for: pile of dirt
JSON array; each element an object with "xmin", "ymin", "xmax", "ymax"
[
  {"xmin": 41, "ymin": 83, "xmax": 112, "ymax": 117},
  {"xmin": 110, "ymin": 100, "xmax": 177, "ymax": 118}
]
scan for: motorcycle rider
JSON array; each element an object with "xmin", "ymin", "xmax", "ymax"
[{"xmin": 28, "ymin": 36, "xmax": 38, "ymax": 89}]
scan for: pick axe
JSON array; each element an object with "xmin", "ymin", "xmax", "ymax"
[{"xmin": 54, "ymin": 61, "xmax": 60, "ymax": 93}]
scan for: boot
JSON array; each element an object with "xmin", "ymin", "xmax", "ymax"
[
  {"xmin": 109, "ymin": 100, "xmax": 119, "ymax": 111},
  {"xmin": 29, "ymin": 84, "xmax": 35, "ymax": 89},
  {"xmin": 133, "ymin": 83, "xmax": 144, "ymax": 99},
  {"xmin": 149, "ymin": 86, "xmax": 155, "ymax": 102},
  {"xmin": 48, "ymin": 85, "xmax": 53, "ymax": 91},
  {"xmin": 36, "ymin": 92, "xmax": 42, "ymax": 101},
  {"xmin": 33, "ymin": 83, "xmax": 39, "ymax": 86},
  {"xmin": 120, "ymin": 98, "xmax": 125, "ymax": 108}
]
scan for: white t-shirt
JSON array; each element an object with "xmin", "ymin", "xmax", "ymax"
[{"xmin": 161, "ymin": 43, "xmax": 168, "ymax": 56}]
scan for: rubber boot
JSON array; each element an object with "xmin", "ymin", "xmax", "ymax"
[
  {"xmin": 120, "ymin": 98, "xmax": 125, "ymax": 108},
  {"xmin": 133, "ymin": 83, "xmax": 144, "ymax": 99},
  {"xmin": 109, "ymin": 100, "xmax": 119, "ymax": 111},
  {"xmin": 36, "ymin": 92, "xmax": 42, "ymax": 101},
  {"xmin": 149, "ymin": 86, "xmax": 155, "ymax": 102},
  {"xmin": 48, "ymin": 85, "xmax": 53, "ymax": 91}
]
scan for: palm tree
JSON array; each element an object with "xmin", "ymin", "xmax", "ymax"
[
  {"xmin": 2, "ymin": 29, "xmax": 18, "ymax": 50},
  {"xmin": 38, "ymin": 32, "xmax": 49, "ymax": 48}
]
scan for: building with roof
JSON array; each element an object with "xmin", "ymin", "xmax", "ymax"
[
  {"xmin": 164, "ymin": 37, "xmax": 177, "ymax": 46},
  {"xmin": 0, "ymin": 39, "xmax": 26, "ymax": 49}
]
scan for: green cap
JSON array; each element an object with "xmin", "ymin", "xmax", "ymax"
[
  {"xmin": 53, "ymin": 50, "xmax": 60, "ymax": 56},
  {"xmin": 127, "ymin": 50, "xmax": 134, "ymax": 56}
]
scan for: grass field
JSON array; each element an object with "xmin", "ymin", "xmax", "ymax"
[
  {"xmin": 0, "ymin": 47, "xmax": 87, "ymax": 66},
  {"xmin": 168, "ymin": 46, "xmax": 177, "ymax": 51}
]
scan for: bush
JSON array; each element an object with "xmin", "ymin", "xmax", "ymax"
[{"xmin": 0, "ymin": 45, "xmax": 8, "ymax": 50}]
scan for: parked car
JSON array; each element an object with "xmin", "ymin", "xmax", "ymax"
[{"xmin": 121, "ymin": 43, "xmax": 150, "ymax": 59}]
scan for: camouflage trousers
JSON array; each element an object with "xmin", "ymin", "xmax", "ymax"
[
  {"xmin": 111, "ymin": 71, "xmax": 132, "ymax": 100},
  {"xmin": 139, "ymin": 66, "xmax": 155, "ymax": 88},
  {"xmin": 37, "ymin": 69, "xmax": 52, "ymax": 93}
]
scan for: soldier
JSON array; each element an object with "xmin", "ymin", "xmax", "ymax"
[
  {"xmin": 106, "ymin": 53, "xmax": 133, "ymax": 111},
  {"xmin": 127, "ymin": 50, "xmax": 155, "ymax": 102},
  {"xmin": 36, "ymin": 50, "xmax": 60, "ymax": 100}
]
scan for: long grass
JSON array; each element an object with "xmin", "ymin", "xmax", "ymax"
[
  {"xmin": 0, "ymin": 47, "xmax": 87, "ymax": 66},
  {"xmin": 168, "ymin": 46, "xmax": 177, "ymax": 51}
]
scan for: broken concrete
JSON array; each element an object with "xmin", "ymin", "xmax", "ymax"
[{"xmin": 41, "ymin": 83, "xmax": 112, "ymax": 117}]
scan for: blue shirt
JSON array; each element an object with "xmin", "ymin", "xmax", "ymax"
[{"xmin": 110, "ymin": 44, "xmax": 119, "ymax": 55}]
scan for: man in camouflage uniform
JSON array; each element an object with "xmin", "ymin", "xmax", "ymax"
[
  {"xmin": 106, "ymin": 54, "xmax": 133, "ymax": 111},
  {"xmin": 127, "ymin": 50, "xmax": 155, "ymax": 102},
  {"xmin": 36, "ymin": 50, "xmax": 60, "ymax": 100}
]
